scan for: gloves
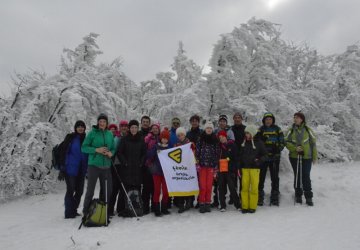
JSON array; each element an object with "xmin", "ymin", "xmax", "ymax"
[
  {"xmin": 58, "ymin": 171, "xmax": 66, "ymax": 181},
  {"xmin": 296, "ymin": 146, "xmax": 304, "ymax": 155}
]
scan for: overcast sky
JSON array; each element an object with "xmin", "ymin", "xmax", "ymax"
[{"xmin": 1, "ymin": 0, "xmax": 359, "ymax": 96}]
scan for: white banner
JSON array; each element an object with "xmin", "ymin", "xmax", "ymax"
[{"xmin": 158, "ymin": 143, "xmax": 199, "ymax": 196}]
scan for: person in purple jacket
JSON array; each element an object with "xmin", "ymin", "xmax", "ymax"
[
  {"xmin": 196, "ymin": 121, "xmax": 220, "ymax": 213},
  {"xmin": 58, "ymin": 120, "xmax": 88, "ymax": 219}
]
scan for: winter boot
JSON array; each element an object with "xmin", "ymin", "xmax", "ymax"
[
  {"xmin": 306, "ymin": 197, "xmax": 314, "ymax": 206},
  {"xmin": 199, "ymin": 204, "xmax": 206, "ymax": 213},
  {"xmin": 205, "ymin": 204, "xmax": 211, "ymax": 213},
  {"xmin": 258, "ymin": 190, "xmax": 264, "ymax": 206},
  {"xmin": 248, "ymin": 209, "xmax": 256, "ymax": 214},
  {"xmin": 154, "ymin": 203, "xmax": 162, "ymax": 217},
  {"xmin": 295, "ymin": 195, "xmax": 302, "ymax": 204},
  {"xmin": 161, "ymin": 203, "xmax": 171, "ymax": 215},
  {"xmin": 178, "ymin": 205, "xmax": 186, "ymax": 214}
]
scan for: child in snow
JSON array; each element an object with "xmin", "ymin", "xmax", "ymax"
[
  {"xmin": 147, "ymin": 128, "xmax": 171, "ymax": 216},
  {"xmin": 217, "ymin": 130, "xmax": 241, "ymax": 212},
  {"xmin": 196, "ymin": 121, "xmax": 220, "ymax": 213},
  {"xmin": 239, "ymin": 125, "xmax": 267, "ymax": 214},
  {"xmin": 174, "ymin": 127, "xmax": 196, "ymax": 213}
]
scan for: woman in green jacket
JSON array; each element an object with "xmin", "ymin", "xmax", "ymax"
[
  {"xmin": 81, "ymin": 113, "xmax": 115, "ymax": 215},
  {"xmin": 285, "ymin": 112, "xmax": 317, "ymax": 206}
]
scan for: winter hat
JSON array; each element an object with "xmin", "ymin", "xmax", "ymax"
[
  {"xmin": 217, "ymin": 130, "xmax": 227, "ymax": 138},
  {"xmin": 97, "ymin": 113, "xmax": 108, "ymax": 123},
  {"xmin": 108, "ymin": 124, "xmax": 118, "ymax": 131},
  {"xmin": 262, "ymin": 112, "xmax": 275, "ymax": 124},
  {"xmin": 204, "ymin": 121, "xmax": 214, "ymax": 131},
  {"xmin": 218, "ymin": 114, "xmax": 228, "ymax": 123},
  {"xmin": 233, "ymin": 112, "xmax": 243, "ymax": 120},
  {"xmin": 176, "ymin": 127, "xmax": 187, "ymax": 136},
  {"xmin": 172, "ymin": 117, "xmax": 181, "ymax": 124},
  {"xmin": 128, "ymin": 119, "xmax": 140, "ymax": 128},
  {"xmin": 119, "ymin": 120, "xmax": 128, "ymax": 126},
  {"xmin": 242, "ymin": 124, "xmax": 258, "ymax": 149},
  {"xmin": 294, "ymin": 112, "xmax": 305, "ymax": 123},
  {"xmin": 74, "ymin": 120, "xmax": 86, "ymax": 132},
  {"xmin": 189, "ymin": 115, "xmax": 200, "ymax": 122},
  {"xmin": 150, "ymin": 123, "xmax": 161, "ymax": 131},
  {"xmin": 160, "ymin": 128, "xmax": 170, "ymax": 141}
]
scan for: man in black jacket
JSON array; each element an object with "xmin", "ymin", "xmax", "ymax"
[{"xmin": 138, "ymin": 115, "xmax": 154, "ymax": 214}]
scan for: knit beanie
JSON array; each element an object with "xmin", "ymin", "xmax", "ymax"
[
  {"xmin": 233, "ymin": 112, "xmax": 243, "ymax": 120},
  {"xmin": 128, "ymin": 119, "xmax": 140, "ymax": 128},
  {"xmin": 97, "ymin": 113, "xmax": 108, "ymax": 123},
  {"xmin": 108, "ymin": 124, "xmax": 118, "ymax": 131},
  {"xmin": 218, "ymin": 114, "xmax": 228, "ymax": 123},
  {"xmin": 74, "ymin": 120, "xmax": 86, "ymax": 132},
  {"xmin": 150, "ymin": 123, "xmax": 161, "ymax": 131},
  {"xmin": 262, "ymin": 112, "xmax": 275, "ymax": 124},
  {"xmin": 119, "ymin": 120, "xmax": 128, "ymax": 126},
  {"xmin": 242, "ymin": 124, "xmax": 258, "ymax": 149},
  {"xmin": 217, "ymin": 130, "xmax": 227, "ymax": 138},
  {"xmin": 204, "ymin": 121, "xmax": 214, "ymax": 131},
  {"xmin": 176, "ymin": 127, "xmax": 187, "ymax": 136},
  {"xmin": 160, "ymin": 128, "xmax": 170, "ymax": 141}
]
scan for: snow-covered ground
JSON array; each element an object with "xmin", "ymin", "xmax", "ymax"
[{"xmin": 1, "ymin": 162, "xmax": 360, "ymax": 250}]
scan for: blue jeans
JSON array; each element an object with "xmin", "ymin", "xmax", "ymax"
[{"xmin": 289, "ymin": 157, "xmax": 313, "ymax": 199}]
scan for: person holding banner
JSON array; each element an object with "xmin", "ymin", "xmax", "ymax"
[
  {"xmin": 146, "ymin": 128, "xmax": 171, "ymax": 216},
  {"xmin": 217, "ymin": 130, "xmax": 241, "ymax": 212},
  {"xmin": 196, "ymin": 121, "xmax": 220, "ymax": 213},
  {"xmin": 174, "ymin": 127, "xmax": 195, "ymax": 213}
]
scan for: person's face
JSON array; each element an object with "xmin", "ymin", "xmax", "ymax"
[
  {"xmin": 190, "ymin": 119, "xmax": 199, "ymax": 128},
  {"xmin": 151, "ymin": 126, "xmax": 160, "ymax": 135},
  {"xmin": 172, "ymin": 121, "xmax": 180, "ymax": 129},
  {"xmin": 141, "ymin": 118, "xmax": 150, "ymax": 129},
  {"xmin": 98, "ymin": 119, "xmax": 107, "ymax": 130},
  {"xmin": 110, "ymin": 127, "xmax": 116, "ymax": 133},
  {"xmin": 130, "ymin": 125, "xmax": 139, "ymax": 135},
  {"xmin": 205, "ymin": 127, "xmax": 213, "ymax": 135},
  {"xmin": 294, "ymin": 116, "xmax": 303, "ymax": 126},
  {"xmin": 161, "ymin": 138, "xmax": 169, "ymax": 145},
  {"xmin": 177, "ymin": 133, "xmax": 186, "ymax": 141},
  {"xmin": 76, "ymin": 126, "xmax": 85, "ymax": 134},
  {"xmin": 264, "ymin": 117, "xmax": 273, "ymax": 127},
  {"xmin": 219, "ymin": 135, "xmax": 227, "ymax": 143},
  {"xmin": 218, "ymin": 119, "xmax": 227, "ymax": 129},
  {"xmin": 120, "ymin": 125, "xmax": 128, "ymax": 134},
  {"xmin": 233, "ymin": 115, "xmax": 243, "ymax": 125},
  {"xmin": 245, "ymin": 132, "xmax": 252, "ymax": 140}
]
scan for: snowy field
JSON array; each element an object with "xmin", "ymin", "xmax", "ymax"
[{"xmin": 1, "ymin": 162, "xmax": 360, "ymax": 250}]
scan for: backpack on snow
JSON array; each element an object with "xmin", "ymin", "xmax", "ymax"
[
  {"xmin": 121, "ymin": 189, "xmax": 143, "ymax": 217},
  {"xmin": 82, "ymin": 199, "xmax": 108, "ymax": 227}
]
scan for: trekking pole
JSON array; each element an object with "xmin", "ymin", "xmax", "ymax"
[
  {"xmin": 112, "ymin": 159, "xmax": 140, "ymax": 221},
  {"xmin": 105, "ymin": 178, "xmax": 108, "ymax": 227},
  {"xmin": 299, "ymin": 155, "xmax": 303, "ymax": 190},
  {"xmin": 294, "ymin": 154, "xmax": 300, "ymax": 206}
]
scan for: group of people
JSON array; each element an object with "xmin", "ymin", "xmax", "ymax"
[{"xmin": 57, "ymin": 111, "xmax": 317, "ymax": 219}]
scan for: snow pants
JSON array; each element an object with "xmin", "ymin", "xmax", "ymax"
[{"xmin": 241, "ymin": 168, "xmax": 260, "ymax": 210}]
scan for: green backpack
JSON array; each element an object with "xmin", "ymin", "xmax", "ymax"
[{"xmin": 83, "ymin": 199, "xmax": 108, "ymax": 227}]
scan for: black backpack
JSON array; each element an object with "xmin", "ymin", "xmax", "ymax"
[
  {"xmin": 51, "ymin": 144, "xmax": 62, "ymax": 170},
  {"xmin": 122, "ymin": 189, "xmax": 143, "ymax": 217}
]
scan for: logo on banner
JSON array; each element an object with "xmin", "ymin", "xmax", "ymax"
[{"xmin": 168, "ymin": 148, "xmax": 182, "ymax": 163}]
